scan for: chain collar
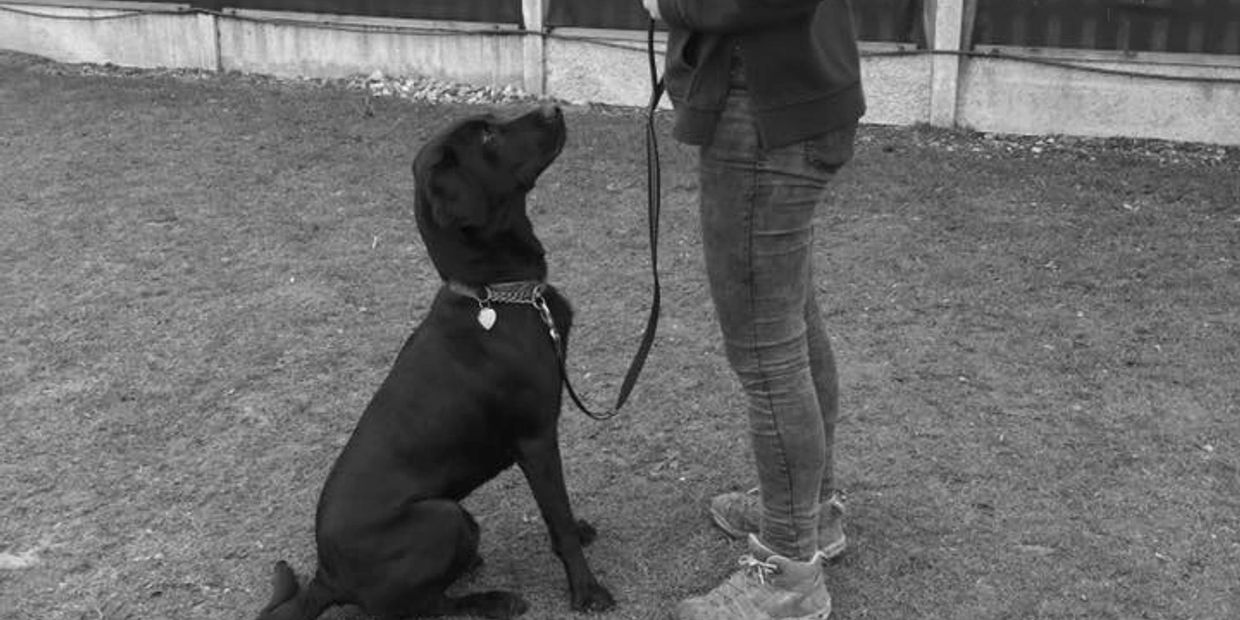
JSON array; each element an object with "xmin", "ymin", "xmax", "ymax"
[
  {"xmin": 446, "ymin": 280, "xmax": 557, "ymax": 337},
  {"xmin": 446, "ymin": 280, "xmax": 546, "ymax": 306}
]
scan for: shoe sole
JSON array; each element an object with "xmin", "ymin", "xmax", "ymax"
[{"xmin": 709, "ymin": 507, "xmax": 848, "ymax": 562}]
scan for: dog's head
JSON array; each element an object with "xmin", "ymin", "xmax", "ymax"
[{"xmin": 412, "ymin": 105, "xmax": 567, "ymax": 286}]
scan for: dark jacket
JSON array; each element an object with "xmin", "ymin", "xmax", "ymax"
[{"xmin": 657, "ymin": 0, "xmax": 866, "ymax": 148}]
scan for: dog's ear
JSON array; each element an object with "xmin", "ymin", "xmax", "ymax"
[{"xmin": 418, "ymin": 148, "xmax": 489, "ymax": 230}]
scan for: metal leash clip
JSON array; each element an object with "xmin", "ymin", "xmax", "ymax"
[{"xmin": 532, "ymin": 291, "xmax": 560, "ymax": 346}]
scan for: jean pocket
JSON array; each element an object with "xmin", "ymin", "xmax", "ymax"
[{"xmin": 803, "ymin": 124, "xmax": 857, "ymax": 174}]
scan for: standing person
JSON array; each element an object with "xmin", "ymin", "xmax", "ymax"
[{"xmin": 640, "ymin": 0, "xmax": 865, "ymax": 618}]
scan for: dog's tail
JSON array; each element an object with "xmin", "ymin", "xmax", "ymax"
[{"xmin": 255, "ymin": 561, "xmax": 336, "ymax": 620}]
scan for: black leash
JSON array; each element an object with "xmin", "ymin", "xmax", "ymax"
[{"xmin": 546, "ymin": 20, "xmax": 665, "ymax": 421}]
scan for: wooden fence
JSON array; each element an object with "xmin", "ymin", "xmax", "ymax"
[
  {"xmin": 136, "ymin": 0, "xmax": 1240, "ymax": 54},
  {"xmin": 544, "ymin": 0, "xmax": 924, "ymax": 43},
  {"xmin": 164, "ymin": 0, "xmax": 926, "ymax": 43},
  {"xmin": 972, "ymin": 0, "xmax": 1240, "ymax": 54}
]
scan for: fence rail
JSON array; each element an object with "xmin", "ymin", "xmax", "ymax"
[{"xmin": 180, "ymin": 0, "xmax": 525, "ymax": 23}]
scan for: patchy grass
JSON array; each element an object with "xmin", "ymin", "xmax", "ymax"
[{"xmin": 1, "ymin": 50, "xmax": 1238, "ymax": 620}]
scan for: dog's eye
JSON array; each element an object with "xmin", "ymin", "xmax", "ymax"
[{"xmin": 480, "ymin": 127, "xmax": 496, "ymax": 146}]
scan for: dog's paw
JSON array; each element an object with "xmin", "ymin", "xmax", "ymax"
[
  {"xmin": 571, "ymin": 581, "xmax": 616, "ymax": 613},
  {"xmin": 576, "ymin": 519, "xmax": 598, "ymax": 547},
  {"xmin": 461, "ymin": 590, "xmax": 528, "ymax": 619}
]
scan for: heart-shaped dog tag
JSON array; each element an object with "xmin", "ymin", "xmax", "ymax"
[{"xmin": 477, "ymin": 307, "xmax": 497, "ymax": 330}]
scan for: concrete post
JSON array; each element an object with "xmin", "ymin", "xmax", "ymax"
[
  {"xmin": 929, "ymin": 0, "xmax": 965, "ymax": 127},
  {"xmin": 199, "ymin": 9, "xmax": 221, "ymax": 72},
  {"xmin": 521, "ymin": 0, "xmax": 546, "ymax": 95}
]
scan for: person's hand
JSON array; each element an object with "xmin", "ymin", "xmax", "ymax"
[{"xmin": 641, "ymin": 0, "xmax": 661, "ymax": 21}]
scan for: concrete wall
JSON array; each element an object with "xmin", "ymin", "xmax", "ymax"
[
  {"xmin": 545, "ymin": 28, "xmax": 654, "ymax": 108},
  {"xmin": 859, "ymin": 47, "xmax": 933, "ymax": 127},
  {"xmin": 215, "ymin": 11, "xmax": 528, "ymax": 88},
  {"xmin": 958, "ymin": 48, "xmax": 1240, "ymax": 145},
  {"xmin": 2, "ymin": 0, "xmax": 1239, "ymax": 146},
  {"xmin": 0, "ymin": 1, "xmax": 215, "ymax": 69}
]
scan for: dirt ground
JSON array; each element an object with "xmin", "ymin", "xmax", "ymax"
[{"xmin": 1, "ymin": 50, "xmax": 1238, "ymax": 619}]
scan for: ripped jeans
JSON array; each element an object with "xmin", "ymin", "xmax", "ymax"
[{"xmin": 698, "ymin": 82, "xmax": 855, "ymax": 561}]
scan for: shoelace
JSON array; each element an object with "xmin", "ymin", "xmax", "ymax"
[{"xmin": 737, "ymin": 555, "xmax": 779, "ymax": 584}]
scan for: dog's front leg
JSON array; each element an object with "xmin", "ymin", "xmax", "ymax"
[{"xmin": 515, "ymin": 434, "xmax": 615, "ymax": 612}]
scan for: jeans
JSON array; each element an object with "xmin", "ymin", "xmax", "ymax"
[{"xmin": 698, "ymin": 78, "xmax": 855, "ymax": 561}]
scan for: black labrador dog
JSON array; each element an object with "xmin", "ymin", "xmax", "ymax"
[{"xmin": 256, "ymin": 105, "xmax": 614, "ymax": 619}]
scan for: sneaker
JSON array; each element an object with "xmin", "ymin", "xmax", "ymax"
[
  {"xmin": 674, "ymin": 534, "xmax": 832, "ymax": 620},
  {"xmin": 709, "ymin": 489, "xmax": 848, "ymax": 560}
]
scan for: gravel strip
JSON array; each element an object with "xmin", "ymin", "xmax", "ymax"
[{"xmin": 347, "ymin": 69, "xmax": 559, "ymax": 106}]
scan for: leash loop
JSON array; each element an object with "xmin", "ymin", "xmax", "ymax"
[
  {"xmin": 518, "ymin": 20, "xmax": 664, "ymax": 422},
  {"xmin": 554, "ymin": 19, "xmax": 664, "ymax": 421},
  {"xmin": 534, "ymin": 290, "xmax": 621, "ymax": 421}
]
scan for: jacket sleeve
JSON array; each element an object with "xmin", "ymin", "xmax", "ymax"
[{"xmin": 657, "ymin": 0, "xmax": 823, "ymax": 33}]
